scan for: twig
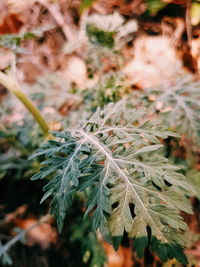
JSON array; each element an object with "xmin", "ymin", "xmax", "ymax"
[
  {"xmin": 186, "ymin": 0, "xmax": 192, "ymax": 50},
  {"xmin": 0, "ymin": 214, "xmax": 51, "ymax": 258},
  {"xmin": 66, "ymin": 0, "xmax": 73, "ymax": 9},
  {"xmin": 39, "ymin": 0, "xmax": 76, "ymax": 42}
]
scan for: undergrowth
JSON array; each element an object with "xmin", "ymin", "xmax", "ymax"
[{"xmin": 0, "ymin": 10, "xmax": 200, "ymax": 267}]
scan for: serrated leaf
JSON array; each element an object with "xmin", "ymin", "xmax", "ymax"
[
  {"xmin": 31, "ymin": 102, "xmax": 193, "ymax": 263},
  {"xmin": 138, "ymin": 77, "xmax": 200, "ymax": 145}
]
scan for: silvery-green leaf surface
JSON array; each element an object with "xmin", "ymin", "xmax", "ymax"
[{"xmin": 30, "ymin": 101, "xmax": 193, "ymax": 263}]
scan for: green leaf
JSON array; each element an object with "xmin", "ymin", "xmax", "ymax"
[
  {"xmin": 146, "ymin": 0, "xmax": 167, "ymax": 15},
  {"xmin": 134, "ymin": 236, "xmax": 148, "ymax": 258},
  {"xmin": 80, "ymin": 0, "xmax": 96, "ymax": 13},
  {"xmin": 31, "ymin": 101, "xmax": 193, "ymax": 263},
  {"xmin": 0, "ymin": 27, "xmax": 50, "ymax": 52},
  {"xmin": 87, "ymin": 24, "xmax": 115, "ymax": 48},
  {"xmin": 133, "ymin": 76, "xmax": 200, "ymax": 145}
]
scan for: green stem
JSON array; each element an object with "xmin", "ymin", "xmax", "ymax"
[{"xmin": 0, "ymin": 71, "xmax": 49, "ymax": 135}]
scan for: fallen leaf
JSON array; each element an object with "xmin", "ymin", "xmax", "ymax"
[
  {"xmin": 103, "ymin": 242, "xmax": 133, "ymax": 267},
  {"xmin": 14, "ymin": 218, "xmax": 57, "ymax": 249},
  {"xmin": 0, "ymin": 13, "xmax": 23, "ymax": 34}
]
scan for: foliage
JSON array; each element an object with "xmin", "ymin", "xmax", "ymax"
[
  {"xmin": 70, "ymin": 215, "xmax": 107, "ymax": 266},
  {"xmin": 186, "ymin": 169, "xmax": 200, "ymax": 200},
  {"xmin": 0, "ymin": 120, "xmax": 42, "ymax": 180},
  {"xmin": 0, "ymin": 4, "xmax": 200, "ymax": 265},
  {"xmin": 82, "ymin": 72, "xmax": 130, "ymax": 108},
  {"xmin": 0, "ymin": 119, "xmax": 106, "ymax": 267},
  {"xmin": 64, "ymin": 12, "xmax": 137, "ymax": 75},
  {"xmin": 0, "ymin": 28, "xmax": 50, "ymax": 53},
  {"xmin": 131, "ymin": 76, "xmax": 200, "ymax": 147},
  {"xmin": 80, "ymin": 0, "xmax": 96, "ymax": 13},
  {"xmin": 87, "ymin": 24, "xmax": 115, "ymax": 49},
  {"xmin": 146, "ymin": 0, "xmax": 167, "ymax": 15},
  {"xmin": 86, "ymin": 13, "xmax": 138, "ymax": 49},
  {"xmin": 30, "ymin": 101, "xmax": 196, "ymax": 264},
  {"xmin": 0, "ymin": 241, "xmax": 12, "ymax": 266}
]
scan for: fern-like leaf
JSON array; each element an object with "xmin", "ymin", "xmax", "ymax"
[
  {"xmin": 30, "ymin": 101, "xmax": 194, "ymax": 263},
  {"xmin": 141, "ymin": 76, "xmax": 200, "ymax": 144}
]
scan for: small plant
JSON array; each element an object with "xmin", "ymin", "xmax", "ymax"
[
  {"xmin": 0, "ymin": 120, "xmax": 42, "ymax": 180},
  {"xmin": 141, "ymin": 77, "xmax": 200, "ymax": 143},
  {"xmin": 82, "ymin": 72, "xmax": 130, "ymax": 109},
  {"xmin": 30, "ymin": 101, "xmax": 196, "ymax": 264},
  {"xmin": 0, "ymin": 9, "xmax": 200, "ymax": 266}
]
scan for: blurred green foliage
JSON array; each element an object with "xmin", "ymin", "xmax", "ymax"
[
  {"xmin": 146, "ymin": 0, "xmax": 167, "ymax": 15},
  {"xmin": 80, "ymin": 0, "xmax": 96, "ymax": 13},
  {"xmin": 0, "ymin": 119, "xmax": 42, "ymax": 180},
  {"xmin": 87, "ymin": 24, "xmax": 115, "ymax": 48}
]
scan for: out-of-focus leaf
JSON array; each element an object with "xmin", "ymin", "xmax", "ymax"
[
  {"xmin": 80, "ymin": 0, "xmax": 96, "ymax": 13},
  {"xmin": 146, "ymin": 0, "xmax": 167, "ymax": 15},
  {"xmin": 186, "ymin": 169, "xmax": 200, "ymax": 199},
  {"xmin": 0, "ymin": 27, "xmax": 53, "ymax": 52},
  {"xmin": 191, "ymin": 2, "xmax": 200, "ymax": 26},
  {"xmin": 87, "ymin": 24, "xmax": 115, "ymax": 48}
]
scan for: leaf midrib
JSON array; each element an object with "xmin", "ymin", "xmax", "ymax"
[{"xmin": 79, "ymin": 129, "xmax": 168, "ymax": 243}]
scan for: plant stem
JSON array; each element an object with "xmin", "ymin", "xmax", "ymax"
[
  {"xmin": 0, "ymin": 214, "xmax": 51, "ymax": 258},
  {"xmin": 0, "ymin": 71, "xmax": 49, "ymax": 136}
]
